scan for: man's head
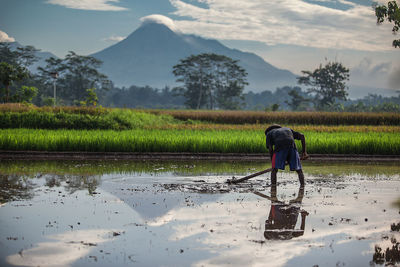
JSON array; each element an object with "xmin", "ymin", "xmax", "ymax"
[{"xmin": 265, "ymin": 124, "xmax": 282, "ymax": 136}]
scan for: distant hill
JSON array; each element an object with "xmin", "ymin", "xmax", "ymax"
[{"xmin": 91, "ymin": 21, "xmax": 297, "ymax": 92}]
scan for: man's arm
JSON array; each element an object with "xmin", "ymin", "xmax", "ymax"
[
  {"xmin": 298, "ymin": 133, "xmax": 308, "ymax": 160},
  {"xmin": 266, "ymin": 133, "xmax": 274, "ymax": 160}
]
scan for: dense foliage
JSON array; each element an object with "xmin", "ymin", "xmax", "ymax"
[
  {"xmin": 297, "ymin": 61, "xmax": 350, "ymax": 109},
  {"xmin": 1, "ymin": 43, "xmax": 399, "ymax": 112},
  {"xmin": 375, "ymin": 1, "xmax": 400, "ymax": 48},
  {"xmin": 173, "ymin": 53, "xmax": 248, "ymax": 110}
]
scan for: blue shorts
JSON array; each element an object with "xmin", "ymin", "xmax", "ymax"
[{"xmin": 272, "ymin": 147, "xmax": 302, "ymax": 171}]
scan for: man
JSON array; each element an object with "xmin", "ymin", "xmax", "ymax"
[{"xmin": 265, "ymin": 124, "xmax": 308, "ymax": 186}]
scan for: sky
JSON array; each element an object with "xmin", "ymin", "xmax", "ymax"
[{"xmin": 0, "ymin": 0, "xmax": 399, "ymax": 97}]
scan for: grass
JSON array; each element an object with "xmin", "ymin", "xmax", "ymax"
[
  {"xmin": 2, "ymin": 104, "xmax": 400, "ymax": 129},
  {"xmin": 1, "ymin": 105, "xmax": 399, "ymax": 155},
  {"xmin": 0, "ymin": 129, "xmax": 399, "ymax": 155},
  {"xmin": 0, "ymin": 105, "xmax": 179, "ymax": 130}
]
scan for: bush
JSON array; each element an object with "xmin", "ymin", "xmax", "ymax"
[{"xmin": 0, "ymin": 104, "xmax": 178, "ymax": 130}]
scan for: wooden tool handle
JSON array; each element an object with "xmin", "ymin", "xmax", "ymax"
[{"xmin": 227, "ymin": 168, "xmax": 273, "ymax": 184}]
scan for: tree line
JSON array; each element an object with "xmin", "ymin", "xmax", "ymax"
[{"xmin": 1, "ymin": 42, "xmax": 399, "ymax": 112}]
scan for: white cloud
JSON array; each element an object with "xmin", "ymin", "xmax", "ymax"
[
  {"xmin": 46, "ymin": 0, "xmax": 128, "ymax": 11},
  {"xmin": 0, "ymin": 30, "xmax": 15, "ymax": 42},
  {"xmin": 169, "ymin": 0, "xmax": 397, "ymax": 51},
  {"xmin": 140, "ymin": 14, "xmax": 178, "ymax": 32},
  {"xmin": 103, "ymin": 35, "xmax": 126, "ymax": 42}
]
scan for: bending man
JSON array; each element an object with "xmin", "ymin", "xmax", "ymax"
[{"xmin": 265, "ymin": 124, "xmax": 308, "ymax": 186}]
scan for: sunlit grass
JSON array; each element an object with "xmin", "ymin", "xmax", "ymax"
[{"xmin": 0, "ymin": 129, "xmax": 399, "ymax": 155}]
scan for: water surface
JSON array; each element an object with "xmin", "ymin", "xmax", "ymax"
[{"xmin": 0, "ymin": 160, "xmax": 399, "ymax": 266}]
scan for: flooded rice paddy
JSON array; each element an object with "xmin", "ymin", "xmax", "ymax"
[{"xmin": 0, "ymin": 160, "xmax": 399, "ymax": 267}]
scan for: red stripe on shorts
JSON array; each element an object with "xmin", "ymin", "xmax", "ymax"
[{"xmin": 272, "ymin": 153, "xmax": 276, "ymax": 168}]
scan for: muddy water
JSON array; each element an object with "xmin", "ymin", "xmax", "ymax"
[{"xmin": 0, "ymin": 160, "xmax": 399, "ymax": 267}]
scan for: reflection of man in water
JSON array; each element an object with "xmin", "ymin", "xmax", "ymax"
[{"xmin": 254, "ymin": 185, "xmax": 309, "ymax": 240}]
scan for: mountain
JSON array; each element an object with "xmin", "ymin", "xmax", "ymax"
[{"xmin": 92, "ymin": 21, "xmax": 297, "ymax": 92}]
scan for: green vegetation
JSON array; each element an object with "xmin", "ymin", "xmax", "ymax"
[
  {"xmin": 0, "ymin": 104, "xmax": 178, "ymax": 130},
  {"xmin": 0, "ymin": 128, "xmax": 399, "ymax": 155},
  {"xmin": 374, "ymin": 1, "xmax": 400, "ymax": 48},
  {"xmin": 0, "ymin": 105, "xmax": 399, "ymax": 155},
  {"xmin": 297, "ymin": 61, "xmax": 349, "ymax": 110},
  {"xmin": 173, "ymin": 53, "xmax": 248, "ymax": 110}
]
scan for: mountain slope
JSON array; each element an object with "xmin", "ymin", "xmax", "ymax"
[{"xmin": 92, "ymin": 22, "xmax": 297, "ymax": 91}]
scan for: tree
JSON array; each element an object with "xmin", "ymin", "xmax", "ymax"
[
  {"xmin": 173, "ymin": 53, "xmax": 248, "ymax": 110},
  {"xmin": 79, "ymin": 88, "xmax": 98, "ymax": 107},
  {"xmin": 285, "ymin": 88, "xmax": 311, "ymax": 111},
  {"xmin": 374, "ymin": 1, "xmax": 400, "ymax": 48},
  {"xmin": 0, "ymin": 62, "xmax": 29, "ymax": 102},
  {"xmin": 0, "ymin": 43, "xmax": 18, "ymax": 65},
  {"xmin": 297, "ymin": 62, "xmax": 349, "ymax": 110},
  {"xmin": 0, "ymin": 43, "xmax": 39, "ymax": 103},
  {"xmin": 38, "ymin": 51, "xmax": 110, "ymax": 105},
  {"xmin": 13, "ymin": 86, "xmax": 38, "ymax": 103}
]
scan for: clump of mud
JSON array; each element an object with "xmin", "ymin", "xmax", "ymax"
[{"xmin": 159, "ymin": 179, "xmax": 271, "ymax": 193}]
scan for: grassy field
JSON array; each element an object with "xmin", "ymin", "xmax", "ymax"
[
  {"xmin": 0, "ymin": 128, "xmax": 399, "ymax": 155},
  {"xmin": 0, "ymin": 104, "xmax": 179, "ymax": 130},
  {"xmin": 0, "ymin": 104, "xmax": 399, "ymax": 155}
]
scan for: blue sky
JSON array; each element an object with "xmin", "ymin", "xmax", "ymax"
[{"xmin": 0, "ymin": 0, "xmax": 399, "ymax": 97}]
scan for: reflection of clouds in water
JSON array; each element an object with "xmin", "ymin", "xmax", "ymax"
[
  {"xmin": 148, "ymin": 180, "xmax": 399, "ymax": 267},
  {"xmin": 7, "ymin": 229, "xmax": 114, "ymax": 267},
  {"xmin": 149, "ymin": 198, "xmax": 314, "ymax": 267},
  {"xmin": 3, "ymin": 188, "xmax": 137, "ymax": 267}
]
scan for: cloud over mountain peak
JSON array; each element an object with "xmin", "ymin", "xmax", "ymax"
[{"xmin": 140, "ymin": 14, "xmax": 178, "ymax": 32}]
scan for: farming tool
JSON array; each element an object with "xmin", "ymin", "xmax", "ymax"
[
  {"xmin": 226, "ymin": 168, "xmax": 273, "ymax": 184},
  {"xmin": 226, "ymin": 153, "xmax": 309, "ymax": 184}
]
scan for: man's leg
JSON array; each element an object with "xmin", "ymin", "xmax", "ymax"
[
  {"xmin": 270, "ymin": 183, "xmax": 277, "ymax": 199},
  {"xmin": 287, "ymin": 148, "xmax": 304, "ymax": 186},
  {"xmin": 271, "ymin": 168, "xmax": 278, "ymax": 185},
  {"xmin": 296, "ymin": 169, "xmax": 305, "ymax": 187}
]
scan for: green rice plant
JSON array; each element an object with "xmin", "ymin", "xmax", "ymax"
[{"xmin": 0, "ymin": 129, "xmax": 399, "ymax": 155}]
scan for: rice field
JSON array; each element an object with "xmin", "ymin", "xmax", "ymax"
[
  {"xmin": 1, "ymin": 105, "xmax": 399, "ymax": 155},
  {"xmin": 149, "ymin": 109, "xmax": 400, "ymax": 125},
  {"xmin": 2, "ymin": 104, "xmax": 400, "ymax": 128},
  {"xmin": 0, "ymin": 128, "xmax": 399, "ymax": 155}
]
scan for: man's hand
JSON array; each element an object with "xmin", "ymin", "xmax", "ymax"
[
  {"xmin": 300, "ymin": 152, "xmax": 309, "ymax": 160},
  {"xmin": 301, "ymin": 210, "xmax": 309, "ymax": 217}
]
